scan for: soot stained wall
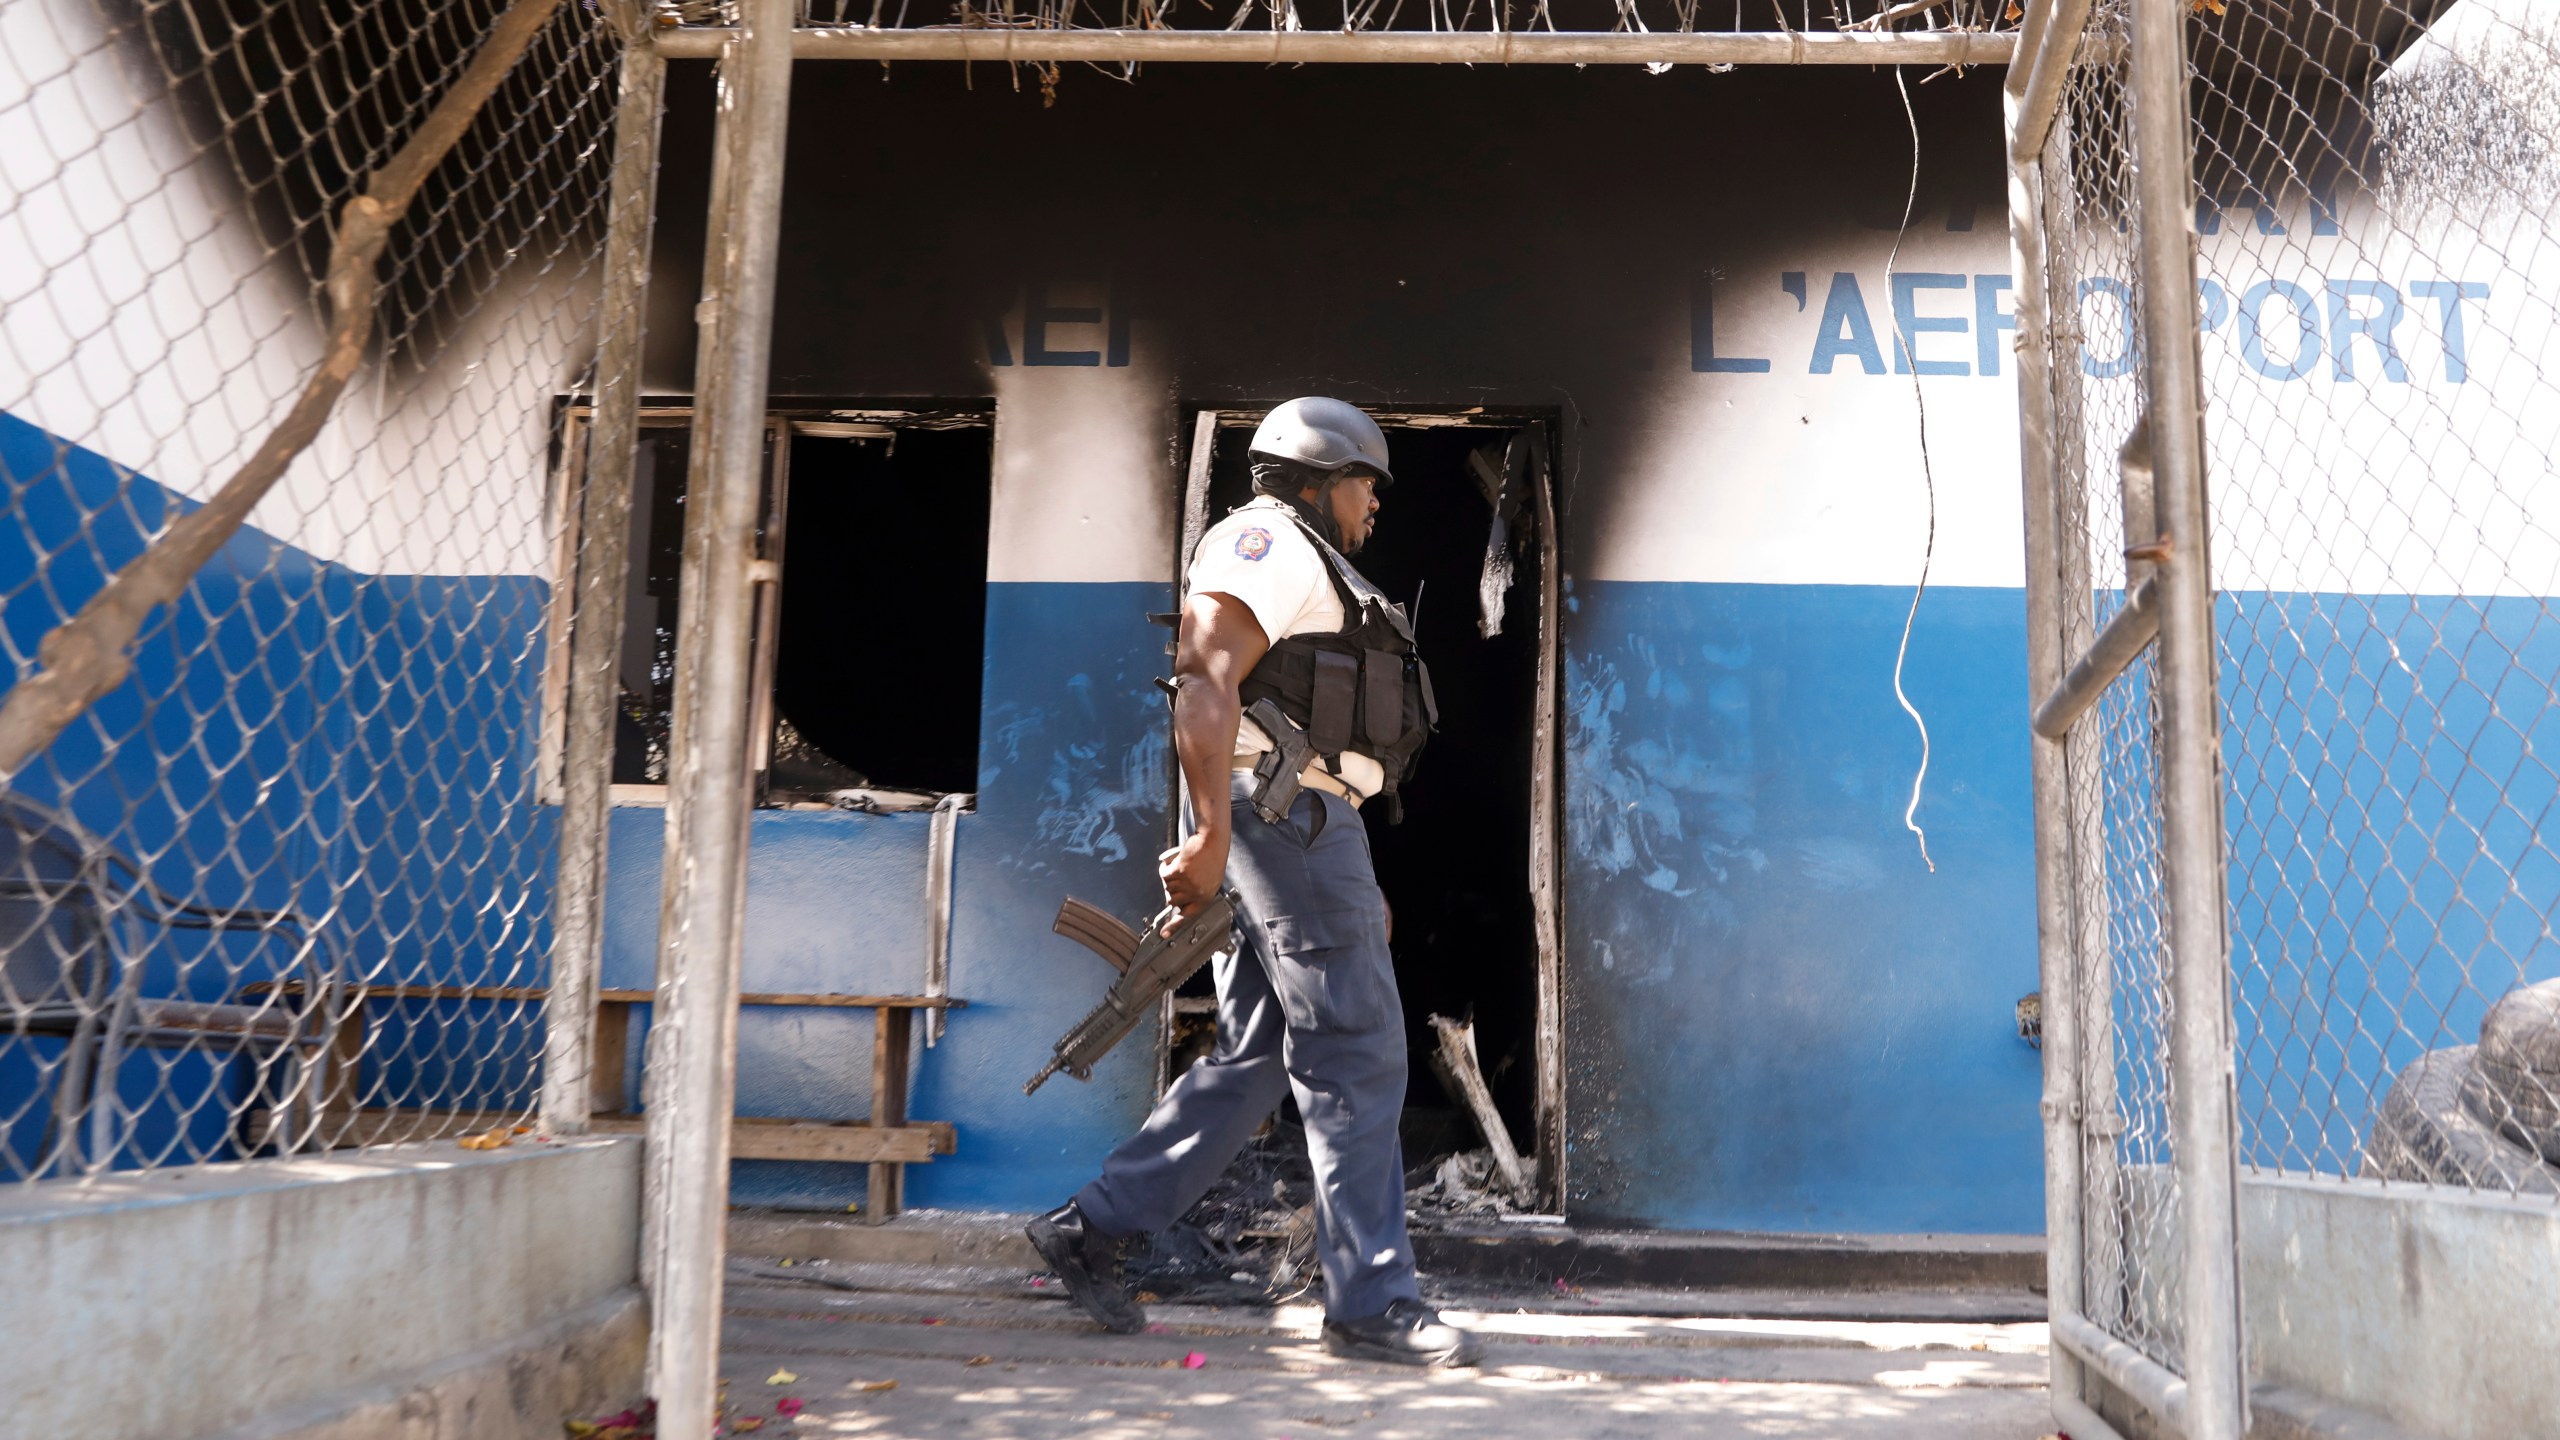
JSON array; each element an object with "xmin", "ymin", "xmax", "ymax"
[{"xmin": 630, "ymin": 58, "xmax": 2046, "ymax": 1231}]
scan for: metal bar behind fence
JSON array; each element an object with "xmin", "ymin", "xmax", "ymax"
[
  {"xmin": 544, "ymin": 4, "xmax": 667, "ymax": 1140},
  {"xmin": 641, "ymin": 0, "xmax": 795, "ymax": 1431},
  {"xmin": 2006, "ymin": 78, "xmax": 2090, "ymax": 1430},
  {"xmin": 2125, "ymin": 1, "xmax": 2244, "ymax": 1436},
  {"xmin": 652, "ymin": 26, "xmax": 2015, "ymax": 65}
]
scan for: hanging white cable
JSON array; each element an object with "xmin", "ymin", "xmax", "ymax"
[{"xmin": 1885, "ymin": 61, "xmax": 1939, "ymax": 874}]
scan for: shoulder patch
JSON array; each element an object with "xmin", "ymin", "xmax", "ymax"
[{"xmin": 1233, "ymin": 527, "xmax": 1274, "ymax": 562}]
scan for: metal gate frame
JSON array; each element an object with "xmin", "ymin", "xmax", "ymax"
[
  {"xmin": 2007, "ymin": 4, "xmax": 2246, "ymax": 1439},
  {"xmin": 541, "ymin": 14, "xmax": 2034, "ymax": 1438}
]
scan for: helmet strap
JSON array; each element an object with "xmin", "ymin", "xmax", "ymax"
[{"xmin": 1275, "ymin": 485, "xmax": 1346, "ymax": 552}]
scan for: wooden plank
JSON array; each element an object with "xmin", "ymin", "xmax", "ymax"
[
  {"xmin": 314, "ymin": 1107, "xmax": 954, "ymax": 1164},
  {"xmin": 590, "ymin": 998, "xmax": 632, "ymax": 1116},
  {"xmin": 867, "ymin": 1006, "xmax": 913, "ymax": 1222},
  {"xmin": 1428, "ymin": 1014, "xmax": 1534, "ymax": 1205},
  {"xmin": 322, "ymin": 993, "xmax": 367, "ymax": 1133},
  {"xmin": 593, "ymin": 1112, "xmax": 950, "ymax": 1164},
  {"xmin": 248, "ymin": 981, "xmax": 966, "ymax": 1009},
  {"xmin": 601, "ymin": 989, "xmax": 967, "ymax": 1010}
]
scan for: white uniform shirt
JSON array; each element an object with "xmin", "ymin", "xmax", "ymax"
[{"xmin": 1188, "ymin": 497, "xmax": 1387, "ymax": 799}]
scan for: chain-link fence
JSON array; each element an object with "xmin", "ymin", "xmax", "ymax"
[
  {"xmin": 2022, "ymin": 0, "xmax": 2560, "ymax": 1433},
  {"xmin": 2189, "ymin": 0, "xmax": 2560, "ymax": 1206},
  {"xmin": 0, "ymin": 0, "xmax": 629, "ymax": 1181}
]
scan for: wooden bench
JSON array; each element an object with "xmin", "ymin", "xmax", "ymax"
[{"xmin": 247, "ymin": 982, "xmax": 963, "ymax": 1222}]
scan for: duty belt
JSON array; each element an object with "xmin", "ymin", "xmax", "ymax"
[{"xmin": 1232, "ymin": 754, "xmax": 1363, "ymax": 809}]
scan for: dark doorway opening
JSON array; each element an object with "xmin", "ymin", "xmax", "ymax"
[
  {"xmin": 1192, "ymin": 418, "xmax": 1546, "ymax": 1155},
  {"xmin": 769, "ymin": 424, "xmax": 993, "ymax": 798}
]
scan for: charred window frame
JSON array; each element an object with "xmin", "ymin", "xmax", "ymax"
[{"xmin": 542, "ymin": 403, "xmax": 993, "ymax": 812}]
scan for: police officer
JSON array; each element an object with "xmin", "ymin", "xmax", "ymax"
[{"xmin": 1028, "ymin": 397, "xmax": 1477, "ymax": 1368}]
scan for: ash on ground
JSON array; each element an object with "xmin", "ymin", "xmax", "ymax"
[
  {"xmin": 1405, "ymin": 1148, "xmax": 1529, "ymax": 1220},
  {"xmin": 1119, "ymin": 1117, "xmax": 1529, "ymax": 1306},
  {"xmin": 1120, "ymin": 1117, "xmax": 1319, "ymax": 1307}
]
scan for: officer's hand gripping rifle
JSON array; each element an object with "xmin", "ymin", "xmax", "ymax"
[{"xmin": 1024, "ymin": 890, "xmax": 1239, "ymax": 1096}]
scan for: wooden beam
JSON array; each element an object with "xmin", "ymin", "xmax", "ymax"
[
  {"xmin": 248, "ymin": 981, "xmax": 966, "ymax": 1010},
  {"xmin": 308, "ymin": 1108, "xmax": 956, "ymax": 1164}
]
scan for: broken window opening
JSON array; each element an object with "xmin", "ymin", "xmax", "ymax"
[{"xmin": 546, "ymin": 403, "xmax": 993, "ymax": 810}]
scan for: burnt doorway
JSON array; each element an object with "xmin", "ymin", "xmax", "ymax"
[{"xmin": 1175, "ymin": 409, "xmax": 1561, "ymax": 1204}]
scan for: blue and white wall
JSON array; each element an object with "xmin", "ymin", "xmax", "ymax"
[
  {"xmin": 607, "ymin": 358, "xmax": 1185, "ymax": 1210},
  {"xmin": 0, "ymin": 0, "xmax": 600, "ymax": 1169},
  {"xmin": 614, "ymin": 57, "xmax": 2059, "ymax": 1230}
]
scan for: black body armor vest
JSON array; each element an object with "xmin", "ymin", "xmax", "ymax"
[{"xmin": 1236, "ymin": 509, "xmax": 1438, "ymax": 822}]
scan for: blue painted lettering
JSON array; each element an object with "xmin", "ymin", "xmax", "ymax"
[
  {"xmin": 2326, "ymin": 279, "xmax": 2408, "ymax": 383},
  {"xmin": 2079, "ymin": 277, "xmax": 2140, "ymax": 379},
  {"xmin": 1691, "ymin": 270, "xmax": 1772, "ymax": 374},
  {"xmin": 1024, "ymin": 282, "xmax": 1103, "ymax": 366},
  {"xmin": 1809, "ymin": 272, "xmax": 1885, "ymax": 376},
  {"xmin": 2240, "ymin": 280, "xmax": 2320, "ymax": 381},
  {"xmin": 2411, "ymin": 280, "xmax": 2488, "ymax": 383},
  {"xmin": 1891, "ymin": 273, "xmax": 1969, "ymax": 376},
  {"xmin": 1974, "ymin": 275, "xmax": 2015, "ymax": 378},
  {"xmin": 2199, "ymin": 278, "xmax": 2229, "ymax": 332}
]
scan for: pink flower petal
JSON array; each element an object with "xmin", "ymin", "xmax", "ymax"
[
  {"xmin": 1182, "ymin": 1352, "xmax": 1208, "ymax": 1370},
  {"xmin": 775, "ymin": 1397, "xmax": 805, "ymax": 1418}
]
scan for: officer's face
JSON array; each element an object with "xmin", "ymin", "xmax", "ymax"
[{"xmin": 1328, "ymin": 472, "xmax": 1382, "ymax": 554}]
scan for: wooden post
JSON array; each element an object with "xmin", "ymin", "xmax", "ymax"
[{"xmin": 866, "ymin": 1005, "xmax": 913, "ymax": 1223}]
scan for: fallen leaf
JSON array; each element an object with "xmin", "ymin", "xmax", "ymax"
[
  {"xmin": 1182, "ymin": 1352, "xmax": 1208, "ymax": 1370},
  {"xmin": 564, "ymin": 1424, "xmax": 600, "ymax": 1438},
  {"xmin": 1135, "ymin": 1291, "xmax": 1162, "ymax": 1303},
  {"xmin": 511, "ymin": 1123, "xmax": 534, "ymax": 1134},
  {"xmin": 732, "ymin": 1419, "xmax": 766, "ymax": 1433},
  {"xmin": 766, "ymin": 1369, "xmax": 798, "ymax": 1385},
  {"xmin": 1969, "ymin": 1340, "xmax": 1991, "ymax": 1351},
  {"xmin": 458, "ymin": 1129, "xmax": 512, "ymax": 1150},
  {"xmin": 848, "ymin": 1380, "xmax": 894, "ymax": 1395},
  {"xmin": 922, "ymin": 1318, "xmax": 943, "ymax": 1326},
  {"xmin": 966, "ymin": 1355, "xmax": 992, "ymax": 1366}
]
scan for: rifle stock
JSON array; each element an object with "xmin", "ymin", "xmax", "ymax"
[{"xmin": 1025, "ymin": 890, "xmax": 1238, "ymax": 1095}]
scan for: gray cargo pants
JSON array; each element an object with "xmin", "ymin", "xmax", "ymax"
[{"xmin": 1074, "ymin": 772, "xmax": 1421, "ymax": 1323}]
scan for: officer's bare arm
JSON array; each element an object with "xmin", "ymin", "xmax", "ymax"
[{"xmin": 1157, "ymin": 591, "xmax": 1270, "ymax": 922}]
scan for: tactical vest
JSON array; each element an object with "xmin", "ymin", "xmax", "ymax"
[{"xmin": 1236, "ymin": 508, "xmax": 1437, "ymax": 822}]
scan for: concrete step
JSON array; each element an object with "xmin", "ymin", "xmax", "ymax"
[{"xmin": 727, "ymin": 1208, "xmax": 2048, "ymax": 1322}]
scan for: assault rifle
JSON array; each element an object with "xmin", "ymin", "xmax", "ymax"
[{"xmin": 1024, "ymin": 890, "xmax": 1239, "ymax": 1096}]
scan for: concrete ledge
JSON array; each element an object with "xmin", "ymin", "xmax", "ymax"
[
  {"xmin": 0, "ymin": 1138, "xmax": 645, "ymax": 1440},
  {"xmin": 2243, "ymin": 1171, "xmax": 2560, "ymax": 1440},
  {"xmin": 209, "ymin": 1288, "xmax": 647, "ymax": 1440},
  {"xmin": 728, "ymin": 1206, "xmax": 2043, "ymax": 1294},
  {"xmin": 731, "ymin": 1207, "xmax": 1041, "ymax": 1269},
  {"xmin": 1412, "ymin": 1224, "xmax": 2048, "ymax": 1293}
]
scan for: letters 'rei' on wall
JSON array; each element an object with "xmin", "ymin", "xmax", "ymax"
[{"xmin": 985, "ymin": 281, "xmax": 1133, "ymax": 367}]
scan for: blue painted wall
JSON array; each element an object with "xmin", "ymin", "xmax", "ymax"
[
  {"xmin": 599, "ymin": 582, "xmax": 1174, "ymax": 1210},
  {"xmin": 1560, "ymin": 580, "xmax": 2045, "ymax": 1232},
  {"xmin": 0, "ymin": 413, "xmax": 553, "ymax": 1173},
  {"xmin": 2220, "ymin": 591, "xmax": 2560, "ymax": 1174}
]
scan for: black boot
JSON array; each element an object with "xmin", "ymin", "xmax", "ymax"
[
  {"xmin": 1026, "ymin": 1201, "xmax": 1146, "ymax": 1334},
  {"xmin": 1321, "ymin": 1298, "xmax": 1483, "ymax": 1368}
]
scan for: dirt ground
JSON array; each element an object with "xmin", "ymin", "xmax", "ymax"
[{"xmin": 709, "ymin": 1261, "xmax": 2055, "ymax": 1439}]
